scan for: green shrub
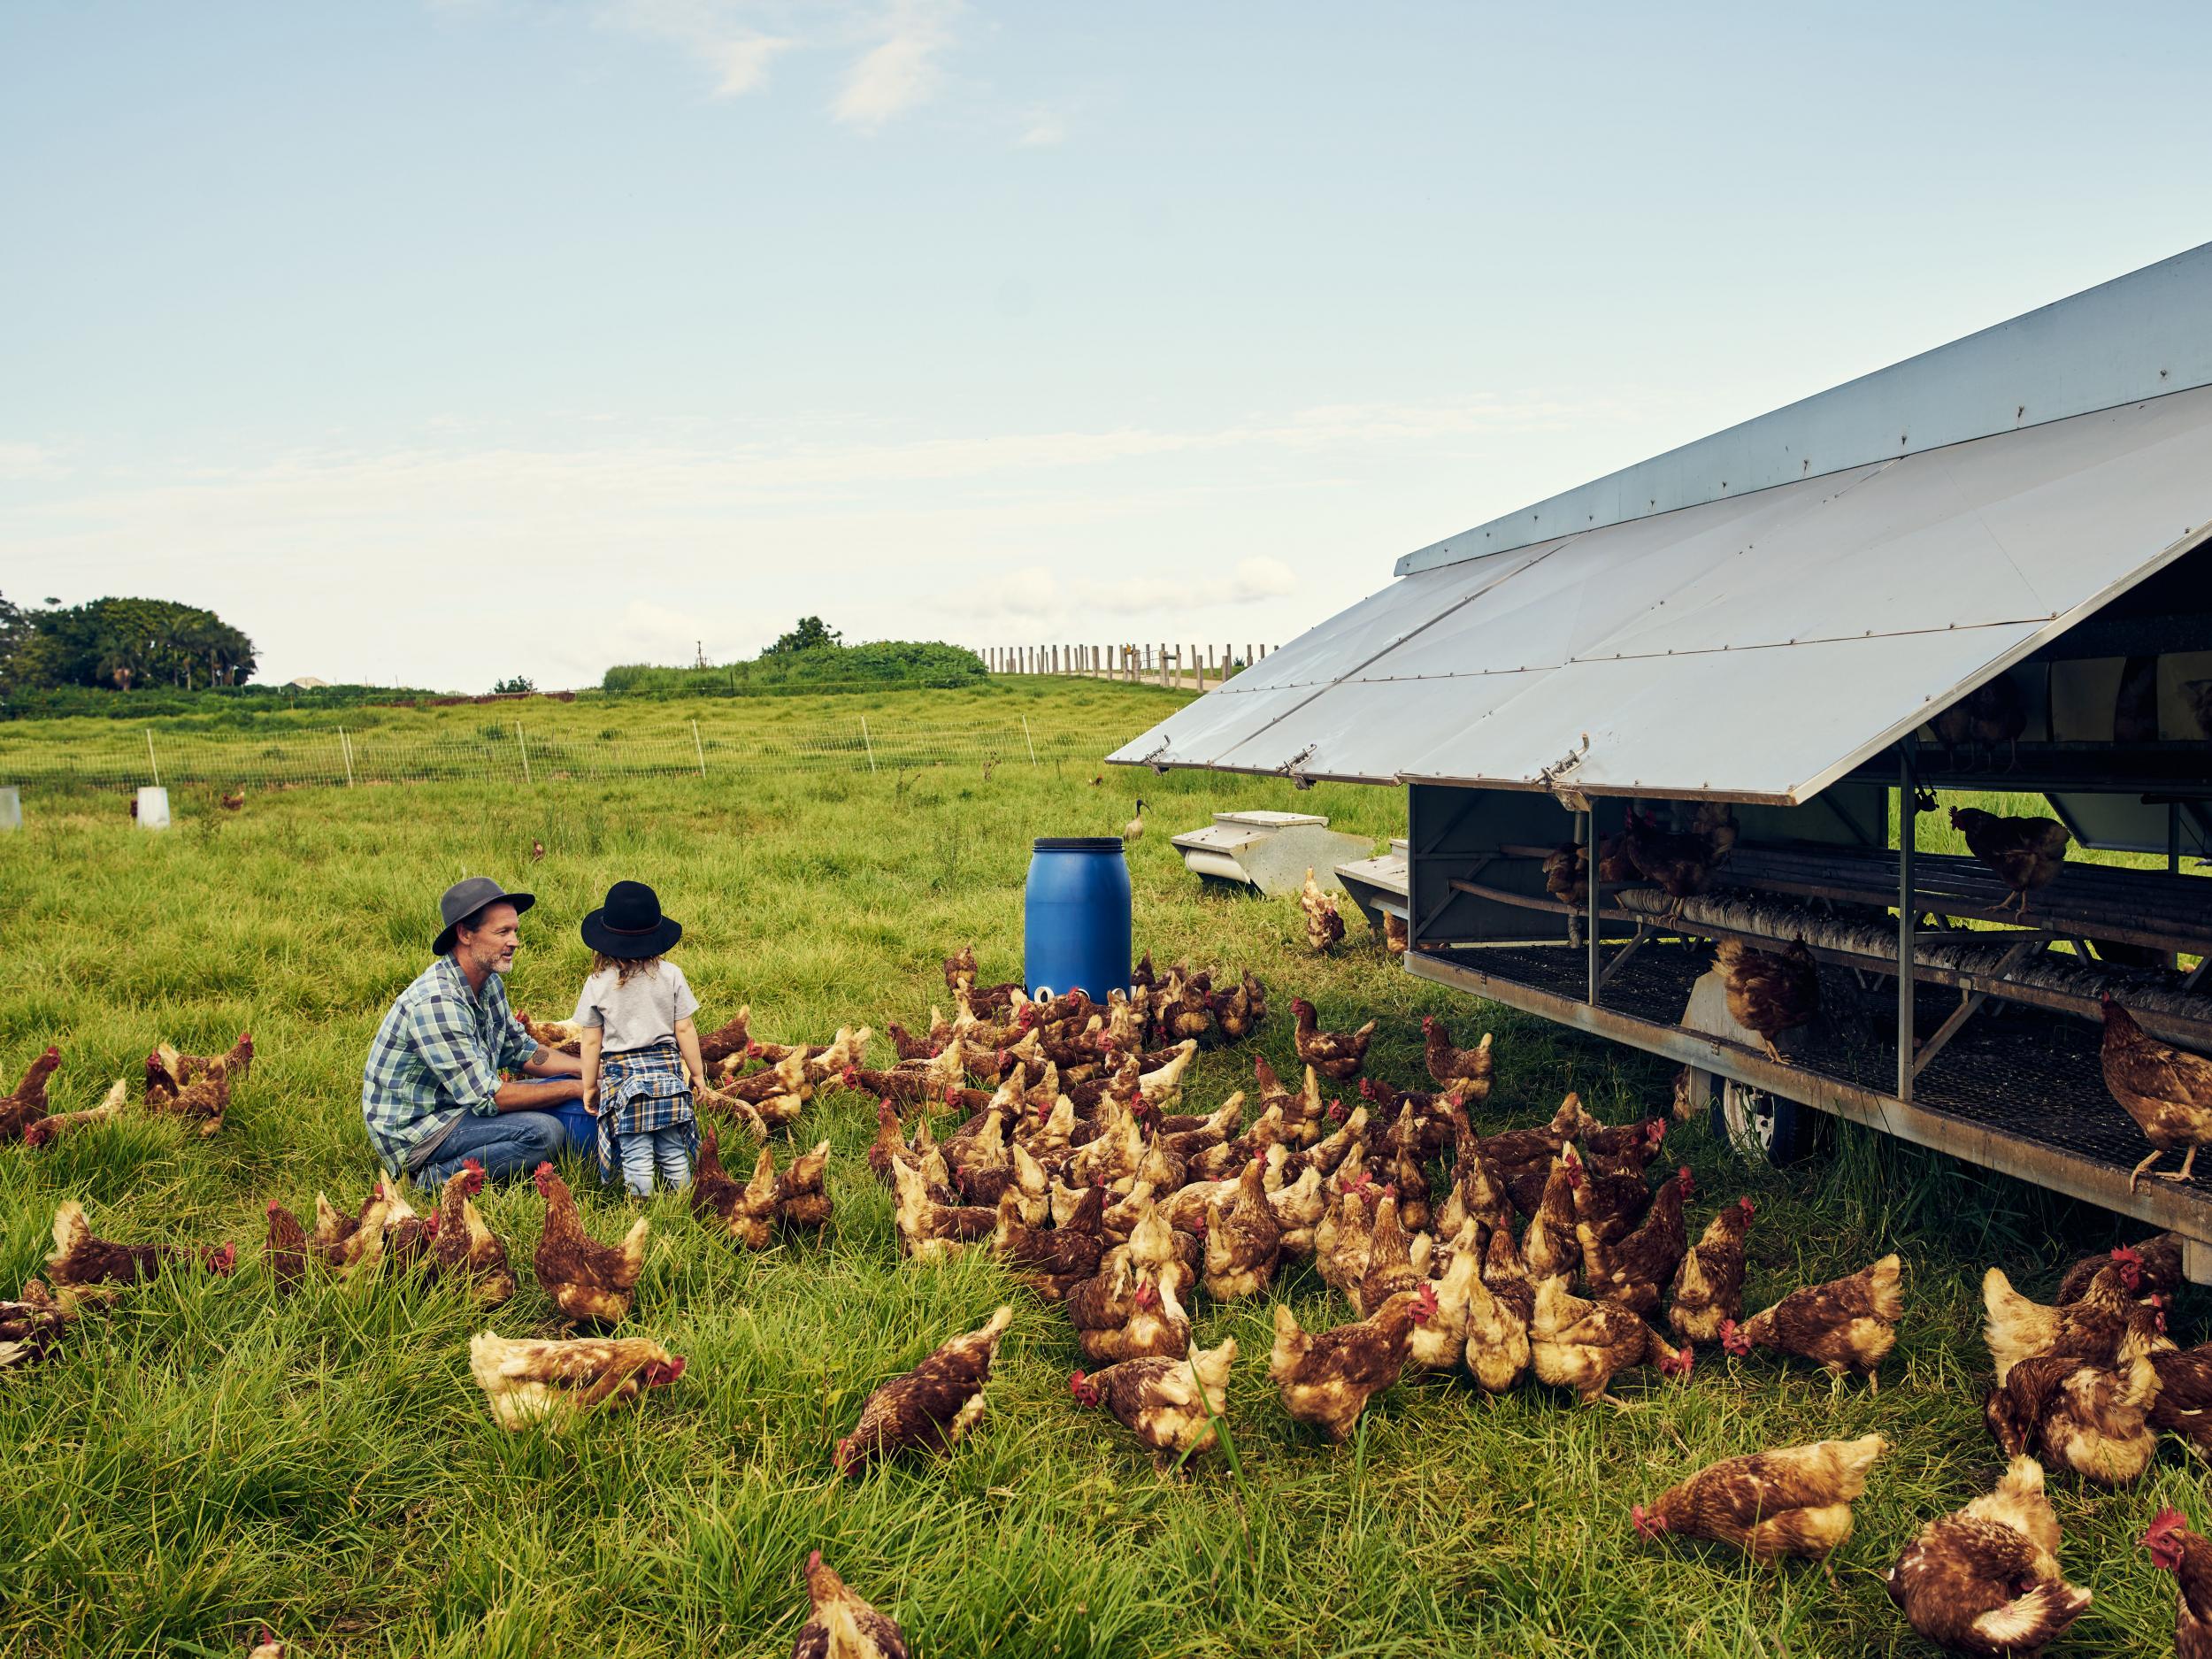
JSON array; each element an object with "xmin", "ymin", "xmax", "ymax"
[{"xmin": 602, "ymin": 641, "xmax": 987, "ymax": 698}]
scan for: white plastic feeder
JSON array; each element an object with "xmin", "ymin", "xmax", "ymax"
[{"xmin": 135, "ymin": 786, "xmax": 171, "ymax": 829}]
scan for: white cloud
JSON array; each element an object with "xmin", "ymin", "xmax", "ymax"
[
  {"xmin": 599, "ymin": 1, "xmax": 795, "ymax": 98},
  {"xmin": 832, "ymin": 0, "xmax": 957, "ymax": 131},
  {"xmin": 949, "ymin": 554, "xmax": 1303, "ymax": 626},
  {"xmin": 703, "ymin": 32, "xmax": 798, "ymax": 96},
  {"xmin": 1014, "ymin": 109, "xmax": 1066, "ymax": 148},
  {"xmin": 0, "ymin": 442, "xmax": 65, "ymax": 480}
]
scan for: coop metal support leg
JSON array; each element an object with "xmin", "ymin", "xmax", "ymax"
[
  {"xmin": 1897, "ymin": 737, "xmax": 1916, "ymax": 1103},
  {"xmin": 1586, "ymin": 803, "xmax": 1601, "ymax": 1006}
]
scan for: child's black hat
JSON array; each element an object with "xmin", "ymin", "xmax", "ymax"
[{"xmin": 580, "ymin": 879, "xmax": 683, "ymax": 959}]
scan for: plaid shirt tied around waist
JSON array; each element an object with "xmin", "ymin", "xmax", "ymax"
[{"xmin": 596, "ymin": 1039, "xmax": 697, "ymax": 1174}]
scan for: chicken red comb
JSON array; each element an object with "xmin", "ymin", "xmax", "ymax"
[
  {"xmin": 806, "ymin": 1548, "xmax": 824, "ymax": 1572},
  {"xmin": 206, "ymin": 1243, "xmax": 237, "ymax": 1276},
  {"xmin": 1676, "ymin": 1165, "xmax": 1695, "ymax": 1198},
  {"xmin": 1412, "ymin": 1282, "xmax": 1439, "ymax": 1322},
  {"xmin": 265, "ymin": 1198, "xmax": 283, "ymax": 1217},
  {"xmin": 2147, "ymin": 1507, "xmax": 2189, "ymax": 1544},
  {"xmin": 2113, "ymin": 1243, "xmax": 2143, "ymax": 1264},
  {"xmin": 1631, "ymin": 1503, "xmax": 1665, "ymax": 1539},
  {"xmin": 1737, "ymin": 1196, "xmax": 1755, "ymax": 1221}
]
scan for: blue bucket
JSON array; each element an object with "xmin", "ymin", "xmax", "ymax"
[{"xmin": 1025, "ymin": 837, "xmax": 1132, "ymax": 999}]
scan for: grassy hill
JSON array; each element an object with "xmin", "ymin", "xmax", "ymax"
[{"xmin": 0, "ymin": 678, "xmax": 2193, "ymax": 1656}]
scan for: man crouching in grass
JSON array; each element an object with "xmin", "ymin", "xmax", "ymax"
[{"xmin": 362, "ymin": 876, "xmax": 588, "ymax": 1185}]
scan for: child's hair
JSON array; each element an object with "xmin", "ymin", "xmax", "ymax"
[{"xmin": 591, "ymin": 951, "xmax": 662, "ymax": 987}]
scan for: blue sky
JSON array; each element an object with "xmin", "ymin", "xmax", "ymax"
[{"xmin": 4, "ymin": 2, "xmax": 2210, "ymax": 689}]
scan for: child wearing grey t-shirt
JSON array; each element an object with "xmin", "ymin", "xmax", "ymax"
[{"xmin": 573, "ymin": 880, "xmax": 706, "ymax": 1195}]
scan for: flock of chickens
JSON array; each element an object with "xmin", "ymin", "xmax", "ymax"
[{"xmin": 7, "ymin": 930, "xmax": 2212, "ymax": 1657}]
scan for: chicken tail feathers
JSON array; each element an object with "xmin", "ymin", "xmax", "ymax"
[{"xmin": 1969, "ymin": 1581, "xmax": 2091, "ymax": 1650}]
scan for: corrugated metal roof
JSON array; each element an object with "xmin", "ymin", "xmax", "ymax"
[{"xmin": 1109, "ymin": 385, "xmax": 2212, "ymax": 803}]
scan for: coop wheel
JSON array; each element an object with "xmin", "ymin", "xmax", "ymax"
[{"xmin": 1711, "ymin": 1079, "xmax": 1809, "ymax": 1166}]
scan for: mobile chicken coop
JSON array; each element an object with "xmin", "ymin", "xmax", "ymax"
[{"xmin": 1112, "ymin": 244, "xmax": 2212, "ymax": 1272}]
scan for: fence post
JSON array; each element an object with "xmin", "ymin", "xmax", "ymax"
[
  {"xmin": 145, "ymin": 727, "xmax": 160, "ymax": 787},
  {"xmin": 861, "ymin": 716, "xmax": 877, "ymax": 774},
  {"xmin": 341, "ymin": 726, "xmax": 355, "ymax": 787},
  {"xmin": 1020, "ymin": 716, "xmax": 1038, "ymax": 768},
  {"xmin": 516, "ymin": 722, "xmax": 533, "ymax": 786},
  {"xmin": 691, "ymin": 718, "xmax": 707, "ymax": 778}
]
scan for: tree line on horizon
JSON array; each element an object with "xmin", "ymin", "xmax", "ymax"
[{"xmin": 0, "ymin": 593, "xmax": 259, "ymax": 695}]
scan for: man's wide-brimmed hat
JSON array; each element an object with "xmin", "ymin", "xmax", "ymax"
[
  {"xmin": 580, "ymin": 879, "xmax": 683, "ymax": 960},
  {"xmin": 434, "ymin": 876, "xmax": 536, "ymax": 956}
]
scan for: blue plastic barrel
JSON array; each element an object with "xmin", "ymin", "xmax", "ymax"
[{"xmin": 1025, "ymin": 837, "xmax": 1132, "ymax": 999}]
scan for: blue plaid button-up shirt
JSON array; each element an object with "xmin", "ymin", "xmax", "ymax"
[{"xmin": 361, "ymin": 955, "xmax": 542, "ymax": 1174}]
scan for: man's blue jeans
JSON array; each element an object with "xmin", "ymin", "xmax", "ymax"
[{"xmin": 418, "ymin": 1107, "xmax": 574, "ymax": 1187}]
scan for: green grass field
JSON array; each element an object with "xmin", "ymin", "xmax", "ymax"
[{"xmin": 0, "ymin": 681, "xmax": 2197, "ymax": 1657}]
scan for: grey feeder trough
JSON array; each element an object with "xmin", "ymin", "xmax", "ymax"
[
  {"xmin": 1170, "ymin": 810, "xmax": 1374, "ymax": 896},
  {"xmin": 1335, "ymin": 836, "xmax": 1409, "ymax": 931}
]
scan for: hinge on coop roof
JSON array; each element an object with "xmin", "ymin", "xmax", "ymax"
[
  {"xmin": 1285, "ymin": 744, "xmax": 1318, "ymax": 791},
  {"xmin": 1539, "ymin": 733, "xmax": 1592, "ymax": 811},
  {"xmin": 1139, "ymin": 737, "xmax": 1171, "ymax": 773}
]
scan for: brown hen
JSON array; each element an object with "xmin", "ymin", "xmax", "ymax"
[
  {"xmin": 433, "ymin": 1159, "xmax": 515, "ymax": 1304},
  {"xmin": 1950, "ymin": 806, "xmax": 2070, "ymax": 916},
  {"xmin": 790, "ymin": 1551, "xmax": 910, "ymax": 1659},
  {"xmin": 1886, "ymin": 1455, "xmax": 2092, "ymax": 1657},
  {"xmin": 1667, "ymin": 1197, "xmax": 1753, "ymax": 1344},
  {"xmin": 1713, "ymin": 937, "xmax": 1819, "ymax": 1062},
  {"xmin": 834, "ymin": 1304, "xmax": 1013, "ymax": 1474},
  {"xmin": 2101, "ymin": 997, "xmax": 2212, "ymax": 1190},
  {"xmin": 1290, "ymin": 998, "xmax": 1376, "ymax": 1082},
  {"xmin": 1632, "ymin": 1435, "xmax": 1886, "ymax": 1561},
  {"xmin": 2144, "ymin": 1507, "xmax": 2212, "ymax": 1659},
  {"xmin": 1722, "ymin": 1254, "xmax": 1904, "ymax": 1387},
  {"xmin": 468, "ymin": 1330, "xmax": 683, "ymax": 1429},
  {"xmin": 1270, "ymin": 1290, "xmax": 1425, "ymax": 1441},
  {"xmin": 0, "ymin": 1047, "xmax": 63, "ymax": 1141},
  {"xmin": 44, "ymin": 1200, "xmax": 234, "ymax": 1309},
  {"xmin": 1070, "ymin": 1336, "xmax": 1236, "ymax": 1471},
  {"xmin": 533, "ymin": 1163, "xmax": 649, "ymax": 1325}
]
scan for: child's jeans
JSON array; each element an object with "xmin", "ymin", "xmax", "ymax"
[{"xmin": 618, "ymin": 1125, "xmax": 693, "ymax": 1196}]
